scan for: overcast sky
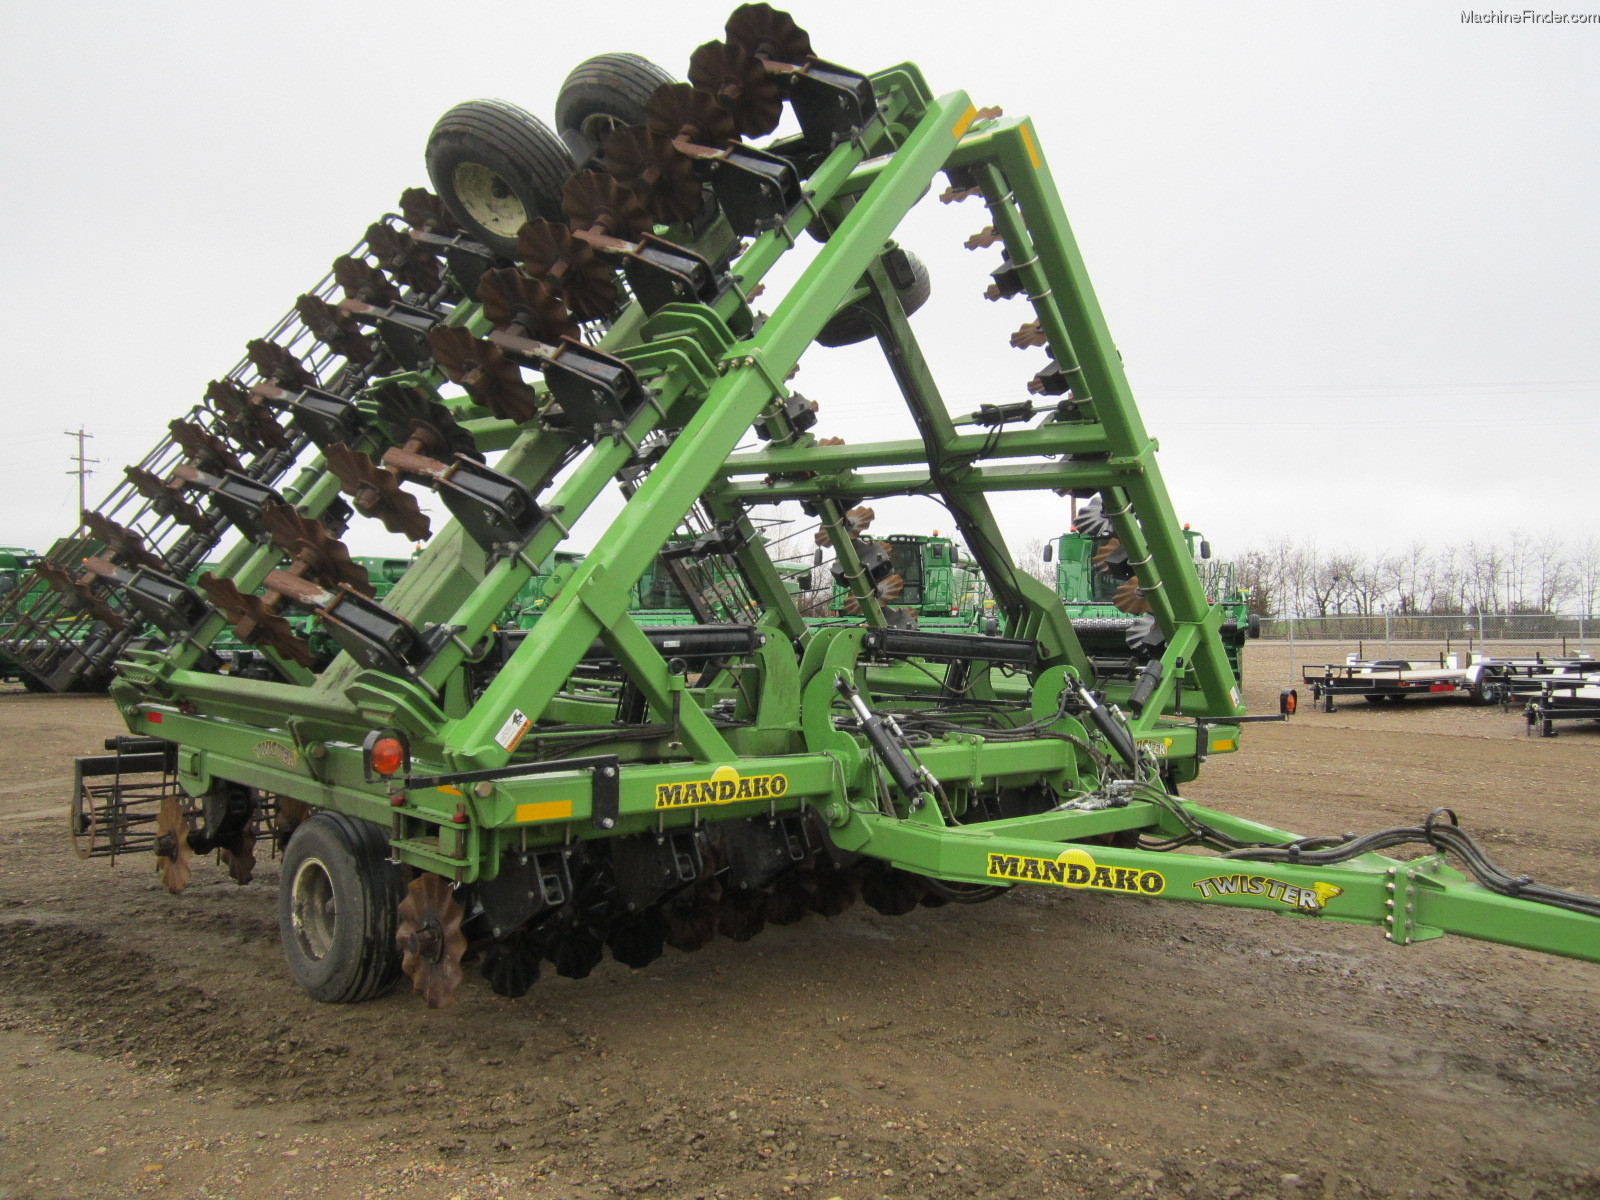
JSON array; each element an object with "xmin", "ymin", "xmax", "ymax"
[{"xmin": 2, "ymin": 0, "xmax": 1595, "ymax": 567}]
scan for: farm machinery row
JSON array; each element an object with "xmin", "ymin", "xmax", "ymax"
[{"xmin": 16, "ymin": 6, "xmax": 1598, "ymax": 1008}]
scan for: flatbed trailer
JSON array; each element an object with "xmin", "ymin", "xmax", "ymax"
[
  {"xmin": 1302, "ymin": 656, "xmax": 1479, "ymax": 711},
  {"xmin": 1523, "ymin": 672, "xmax": 1600, "ymax": 736}
]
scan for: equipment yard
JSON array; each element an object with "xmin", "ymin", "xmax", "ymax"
[{"xmin": 2, "ymin": 642, "xmax": 1595, "ymax": 1200}]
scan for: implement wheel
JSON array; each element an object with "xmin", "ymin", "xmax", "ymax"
[
  {"xmin": 278, "ymin": 812, "xmax": 403, "ymax": 1003},
  {"xmin": 426, "ymin": 100, "xmax": 574, "ymax": 258},
  {"xmin": 556, "ymin": 53, "xmax": 677, "ymax": 170},
  {"xmin": 818, "ymin": 250, "xmax": 931, "ymax": 347}
]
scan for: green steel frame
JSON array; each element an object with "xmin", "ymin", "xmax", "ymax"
[{"xmin": 97, "ymin": 46, "xmax": 1599, "ymax": 975}]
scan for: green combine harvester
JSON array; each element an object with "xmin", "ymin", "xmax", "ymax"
[
  {"xmin": 1046, "ymin": 519, "xmax": 1256, "ymax": 677},
  {"xmin": 820, "ymin": 530, "xmax": 987, "ymax": 630},
  {"xmin": 37, "ymin": 7, "xmax": 1599, "ymax": 1007}
]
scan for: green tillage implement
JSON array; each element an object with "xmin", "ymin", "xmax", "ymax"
[{"xmin": 65, "ymin": 9, "xmax": 1599, "ymax": 1007}]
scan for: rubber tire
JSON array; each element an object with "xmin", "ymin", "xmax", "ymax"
[
  {"xmin": 278, "ymin": 812, "xmax": 403, "ymax": 1004},
  {"xmin": 1363, "ymin": 695, "xmax": 1385, "ymax": 705},
  {"xmin": 555, "ymin": 53, "xmax": 677, "ymax": 170},
  {"xmin": 425, "ymin": 99, "xmax": 574, "ymax": 259},
  {"xmin": 817, "ymin": 252, "xmax": 932, "ymax": 348}
]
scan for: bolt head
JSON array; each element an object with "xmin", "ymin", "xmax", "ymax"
[{"xmin": 599, "ymin": 817, "xmax": 616, "ymax": 830}]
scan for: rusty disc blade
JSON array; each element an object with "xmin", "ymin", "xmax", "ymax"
[
  {"xmin": 155, "ymin": 795, "xmax": 193, "ymax": 895},
  {"xmin": 246, "ymin": 339, "xmax": 316, "ymax": 390},
  {"xmin": 325, "ymin": 444, "xmax": 431, "ymax": 541},
  {"xmin": 205, "ymin": 379, "xmax": 290, "ymax": 452},
  {"xmin": 168, "ymin": 419, "xmax": 243, "ymax": 474},
  {"xmin": 124, "ymin": 466, "xmax": 209, "ymax": 530},
  {"xmin": 333, "ymin": 255, "xmax": 401, "ymax": 307},
  {"xmin": 1113, "ymin": 578, "xmax": 1152, "ymax": 615},
  {"xmin": 725, "ymin": 2, "xmax": 813, "ymax": 63},
  {"xmin": 259, "ymin": 501, "xmax": 373, "ymax": 596},
  {"xmin": 295, "ymin": 293, "xmax": 375, "ymax": 366},
  {"xmin": 36, "ymin": 560, "xmax": 126, "ymax": 630},
  {"xmin": 477, "ymin": 267, "xmax": 579, "ymax": 344},
  {"xmin": 81, "ymin": 511, "xmax": 163, "ymax": 571},
  {"xmin": 687, "ymin": 41, "xmax": 784, "ymax": 138},
  {"xmin": 602, "ymin": 127, "xmax": 703, "ymax": 225},
  {"xmin": 399, "ymin": 187, "xmax": 460, "ymax": 236},
  {"xmin": 372, "ymin": 382, "xmax": 478, "ymax": 461},
  {"xmin": 561, "ymin": 171, "xmax": 655, "ymax": 242},
  {"xmin": 198, "ymin": 573, "xmax": 315, "ymax": 667},
  {"xmin": 516, "ymin": 218, "xmax": 618, "ymax": 321},
  {"xmin": 365, "ymin": 222, "xmax": 443, "ymax": 294},
  {"xmin": 643, "ymin": 82, "xmax": 740, "ymax": 148},
  {"xmin": 427, "ymin": 325, "xmax": 541, "ymax": 425},
  {"xmin": 219, "ymin": 826, "xmax": 257, "ymax": 886},
  {"xmin": 396, "ymin": 874, "xmax": 468, "ymax": 1009}
]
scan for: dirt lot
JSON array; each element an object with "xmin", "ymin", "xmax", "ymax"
[{"xmin": 1, "ymin": 643, "xmax": 1596, "ymax": 1200}]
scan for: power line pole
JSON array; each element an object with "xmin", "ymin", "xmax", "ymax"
[{"xmin": 64, "ymin": 428, "xmax": 99, "ymax": 516}]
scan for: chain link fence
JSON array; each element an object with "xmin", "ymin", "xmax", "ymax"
[{"xmin": 1258, "ymin": 612, "xmax": 1594, "ymax": 661}]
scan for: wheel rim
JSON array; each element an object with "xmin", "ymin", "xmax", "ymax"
[
  {"xmin": 453, "ymin": 162, "xmax": 528, "ymax": 236},
  {"xmin": 291, "ymin": 856, "xmax": 338, "ymax": 962}
]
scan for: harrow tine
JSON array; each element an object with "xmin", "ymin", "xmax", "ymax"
[
  {"xmin": 688, "ymin": 40, "xmax": 785, "ymax": 138},
  {"xmin": 427, "ymin": 325, "xmax": 542, "ymax": 425},
  {"xmin": 295, "ymin": 293, "xmax": 376, "ymax": 366},
  {"xmin": 325, "ymin": 443, "xmax": 432, "ymax": 541},
  {"xmin": 602, "ymin": 127, "xmax": 705, "ymax": 225},
  {"xmin": 516, "ymin": 218, "xmax": 619, "ymax": 321}
]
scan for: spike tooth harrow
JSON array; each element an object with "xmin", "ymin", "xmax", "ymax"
[{"xmin": 33, "ymin": 5, "xmax": 1599, "ymax": 1011}]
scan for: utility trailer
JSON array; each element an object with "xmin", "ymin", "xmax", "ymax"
[
  {"xmin": 1302, "ymin": 654, "xmax": 1486, "ymax": 712},
  {"xmin": 1521, "ymin": 665, "xmax": 1600, "ymax": 737},
  {"xmin": 57, "ymin": 7, "xmax": 1600, "ymax": 1007}
]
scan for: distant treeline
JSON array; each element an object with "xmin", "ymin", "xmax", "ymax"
[{"xmin": 1234, "ymin": 535, "xmax": 1600, "ymax": 618}]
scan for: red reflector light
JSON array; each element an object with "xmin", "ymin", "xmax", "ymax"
[
  {"xmin": 146, "ymin": 711, "xmax": 164, "ymax": 724},
  {"xmin": 370, "ymin": 736, "xmax": 406, "ymax": 777}
]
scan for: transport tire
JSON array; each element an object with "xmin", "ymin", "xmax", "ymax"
[
  {"xmin": 817, "ymin": 250, "xmax": 931, "ymax": 347},
  {"xmin": 1363, "ymin": 695, "xmax": 1385, "ymax": 705},
  {"xmin": 426, "ymin": 99, "xmax": 574, "ymax": 259},
  {"xmin": 555, "ymin": 53, "xmax": 676, "ymax": 169},
  {"xmin": 278, "ymin": 811, "xmax": 403, "ymax": 1003}
]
